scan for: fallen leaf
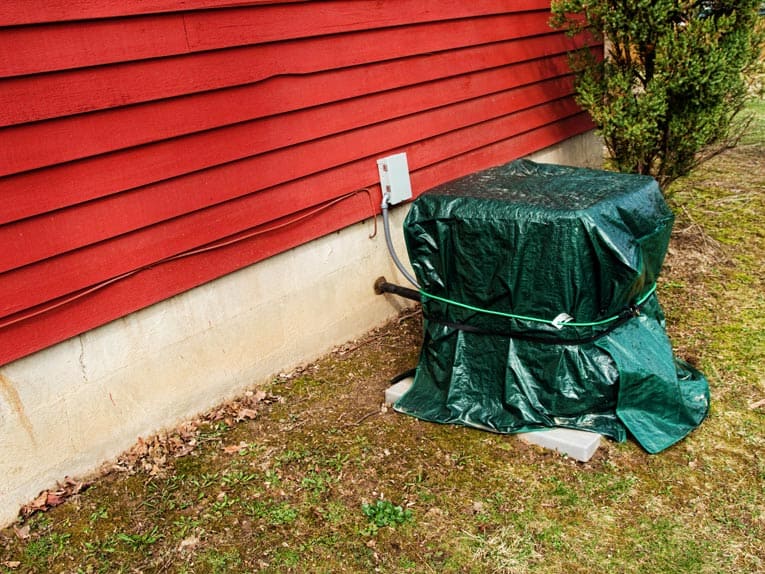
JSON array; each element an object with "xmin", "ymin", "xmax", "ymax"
[
  {"xmin": 46, "ymin": 492, "xmax": 66, "ymax": 507},
  {"xmin": 236, "ymin": 408, "xmax": 258, "ymax": 421},
  {"xmin": 30, "ymin": 492, "xmax": 48, "ymax": 510},
  {"xmin": 178, "ymin": 535, "xmax": 199, "ymax": 551},
  {"xmin": 12, "ymin": 524, "xmax": 30, "ymax": 540},
  {"xmin": 2, "ymin": 561, "xmax": 21, "ymax": 569},
  {"xmin": 222, "ymin": 442, "xmax": 246, "ymax": 455}
]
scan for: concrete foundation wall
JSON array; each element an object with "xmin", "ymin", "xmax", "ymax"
[{"xmin": 0, "ymin": 132, "xmax": 601, "ymax": 527}]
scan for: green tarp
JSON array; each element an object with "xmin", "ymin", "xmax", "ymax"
[{"xmin": 395, "ymin": 160, "xmax": 709, "ymax": 453}]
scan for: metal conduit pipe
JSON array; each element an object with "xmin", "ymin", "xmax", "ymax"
[{"xmin": 373, "ymin": 276, "xmax": 421, "ymax": 302}]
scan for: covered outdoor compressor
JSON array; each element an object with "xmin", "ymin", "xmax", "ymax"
[{"xmin": 394, "ymin": 160, "xmax": 709, "ymax": 453}]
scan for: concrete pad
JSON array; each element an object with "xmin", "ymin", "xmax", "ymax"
[
  {"xmin": 518, "ymin": 428, "xmax": 601, "ymax": 462},
  {"xmin": 384, "ymin": 378, "xmax": 601, "ymax": 462},
  {"xmin": 384, "ymin": 377, "xmax": 414, "ymax": 405}
]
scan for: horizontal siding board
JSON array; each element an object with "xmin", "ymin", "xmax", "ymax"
[
  {"xmin": 0, "ymin": 75, "xmax": 578, "ymax": 272},
  {"xmin": 0, "ymin": 0, "xmax": 549, "ymax": 27},
  {"xmin": 407, "ymin": 102, "xmax": 588, "ymax": 179},
  {"xmin": 0, "ymin": 14, "xmax": 190, "ymax": 78},
  {"xmin": 0, "ymin": 0, "xmax": 308, "ymax": 26},
  {"xmin": 0, "ymin": 113, "xmax": 593, "ymax": 366},
  {"xmin": 410, "ymin": 113, "xmax": 593, "ymax": 199},
  {"xmin": 0, "ymin": 17, "xmax": 578, "ymax": 127},
  {"xmin": 0, "ymin": 50, "xmax": 578, "ymax": 179},
  {"xmin": 181, "ymin": 1, "xmax": 551, "ymax": 51},
  {"xmin": 0, "ymin": 3, "xmax": 552, "ymax": 77},
  {"xmin": 0, "ymin": 98, "xmax": 584, "ymax": 317}
]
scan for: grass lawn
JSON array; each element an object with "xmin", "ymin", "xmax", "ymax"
[{"xmin": 1, "ymin": 104, "xmax": 763, "ymax": 574}]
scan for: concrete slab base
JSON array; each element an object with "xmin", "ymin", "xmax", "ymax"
[
  {"xmin": 385, "ymin": 377, "xmax": 414, "ymax": 405},
  {"xmin": 518, "ymin": 428, "xmax": 601, "ymax": 462},
  {"xmin": 384, "ymin": 377, "xmax": 601, "ymax": 462}
]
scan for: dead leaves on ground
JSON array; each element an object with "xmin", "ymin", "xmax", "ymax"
[
  {"xmin": 17, "ymin": 389, "xmax": 279, "ymax": 523},
  {"xmin": 112, "ymin": 389, "xmax": 278, "ymax": 476},
  {"xmin": 18, "ymin": 477, "xmax": 91, "ymax": 522},
  {"xmin": 221, "ymin": 441, "xmax": 251, "ymax": 455}
]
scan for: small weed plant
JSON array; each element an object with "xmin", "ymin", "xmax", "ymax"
[
  {"xmin": 115, "ymin": 526, "xmax": 161, "ymax": 550},
  {"xmin": 361, "ymin": 500, "xmax": 413, "ymax": 532}
]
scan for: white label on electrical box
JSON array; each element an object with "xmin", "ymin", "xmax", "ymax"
[{"xmin": 377, "ymin": 152, "xmax": 413, "ymax": 206}]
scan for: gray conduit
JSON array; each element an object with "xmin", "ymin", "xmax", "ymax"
[{"xmin": 381, "ymin": 204, "xmax": 419, "ymax": 289}]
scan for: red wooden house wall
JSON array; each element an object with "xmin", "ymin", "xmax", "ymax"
[{"xmin": 0, "ymin": 0, "xmax": 598, "ymax": 366}]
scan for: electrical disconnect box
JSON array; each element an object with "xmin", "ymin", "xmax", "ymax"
[{"xmin": 377, "ymin": 152, "xmax": 413, "ymax": 206}]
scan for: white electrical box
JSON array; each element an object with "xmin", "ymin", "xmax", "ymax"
[{"xmin": 377, "ymin": 152, "xmax": 413, "ymax": 206}]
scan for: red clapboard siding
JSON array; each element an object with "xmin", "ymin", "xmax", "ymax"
[
  {"xmin": 0, "ymin": 49, "xmax": 568, "ymax": 181},
  {"xmin": 0, "ymin": 113, "xmax": 593, "ymax": 366},
  {"xmin": 0, "ymin": 0, "xmax": 548, "ymax": 27},
  {"xmin": 0, "ymin": 1, "xmax": 601, "ymax": 365},
  {"xmin": 0, "ymin": 193, "xmax": 378, "ymax": 365},
  {"xmin": 0, "ymin": 53, "xmax": 581, "ymax": 224},
  {"xmin": 0, "ymin": 97, "xmax": 585, "ymax": 318},
  {"xmin": 0, "ymin": 33, "xmax": 596, "ymax": 131},
  {"xmin": 0, "ymin": 75, "xmax": 578, "ymax": 273},
  {"xmin": 0, "ymin": 2, "xmax": 551, "ymax": 77},
  {"xmin": 0, "ymin": 13, "xmax": 570, "ymax": 127},
  {"xmin": 0, "ymin": 48, "xmax": 581, "ymax": 176},
  {"xmin": 0, "ymin": 0, "xmax": 308, "ymax": 25}
]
